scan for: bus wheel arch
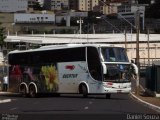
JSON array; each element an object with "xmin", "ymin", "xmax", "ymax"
[
  {"xmin": 29, "ymin": 82, "xmax": 38, "ymax": 98},
  {"xmin": 79, "ymin": 82, "xmax": 89, "ymax": 98}
]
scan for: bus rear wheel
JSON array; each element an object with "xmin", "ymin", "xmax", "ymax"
[
  {"xmin": 79, "ymin": 84, "xmax": 88, "ymax": 98},
  {"xmin": 29, "ymin": 85, "xmax": 36, "ymax": 98},
  {"xmin": 20, "ymin": 85, "xmax": 27, "ymax": 97},
  {"xmin": 106, "ymin": 94, "xmax": 111, "ymax": 99}
]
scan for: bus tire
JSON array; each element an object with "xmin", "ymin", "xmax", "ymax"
[
  {"xmin": 79, "ymin": 84, "xmax": 88, "ymax": 98},
  {"xmin": 19, "ymin": 85, "xmax": 27, "ymax": 97},
  {"xmin": 106, "ymin": 94, "xmax": 111, "ymax": 99},
  {"xmin": 29, "ymin": 85, "xmax": 37, "ymax": 98}
]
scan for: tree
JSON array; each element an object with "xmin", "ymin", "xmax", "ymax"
[
  {"xmin": 0, "ymin": 23, "xmax": 6, "ymax": 48},
  {"xmin": 33, "ymin": 2, "xmax": 43, "ymax": 10}
]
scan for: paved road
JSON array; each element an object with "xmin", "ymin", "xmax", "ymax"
[{"xmin": 0, "ymin": 94, "xmax": 159, "ymax": 120}]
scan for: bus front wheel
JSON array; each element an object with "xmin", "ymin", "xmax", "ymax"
[
  {"xmin": 79, "ymin": 84, "xmax": 88, "ymax": 98},
  {"xmin": 29, "ymin": 85, "xmax": 36, "ymax": 98}
]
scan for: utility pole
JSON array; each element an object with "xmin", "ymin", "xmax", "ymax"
[
  {"xmin": 136, "ymin": 9, "xmax": 140, "ymax": 95},
  {"xmin": 147, "ymin": 28, "xmax": 150, "ymax": 65},
  {"xmin": 124, "ymin": 27, "xmax": 127, "ymax": 51},
  {"xmin": 77, "ymin": 17, "xmax": 83, "ymax": 34}
]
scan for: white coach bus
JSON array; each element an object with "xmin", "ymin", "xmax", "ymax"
[{"xmin": 8, "ymin": 44, "xmax": 132, "ymax": 98}]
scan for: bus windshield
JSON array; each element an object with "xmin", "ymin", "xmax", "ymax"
[{"xmin": 101, "ymin": 47, "xmax": 129, "ymax": 62}]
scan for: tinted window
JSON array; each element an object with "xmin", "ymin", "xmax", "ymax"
[
  {"xmin": 101, "ymin": 47, "xmax": 129, "ymax": 62},
  {"xmin": 87, "ymin": 47, "xmax": 102, "ymax": 81},
  {"xmin": 8, "ymin": 47, "xmax": 86, "ymax": 65}
]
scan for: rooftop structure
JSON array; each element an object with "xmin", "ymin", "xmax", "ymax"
[{"xmin": 0, "ymin": 0, "xmax": 28, "ymax": 13}]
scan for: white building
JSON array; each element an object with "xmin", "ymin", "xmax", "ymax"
[
  {"xmin": 14, "ymin": 13, "xmax": 55, "ymax": 23},
  {"xmin": 0, "ymin": 0, "xmax": 28, "ymax": 13},
  {"xmin": 51, "ymin": 0, "xmax": 69, "ymax": 10}
]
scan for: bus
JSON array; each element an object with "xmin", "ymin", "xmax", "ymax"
[{"xmin": 8, "ymin": 44, "xmax": 132, "ymax": 98}]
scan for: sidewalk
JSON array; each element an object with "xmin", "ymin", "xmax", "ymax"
[{"xmin": 130, "ymin": 91, "xmax": 160, "ymax": 113}]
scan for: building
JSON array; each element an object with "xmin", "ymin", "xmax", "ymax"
[
  {"xmin": 43, "ymin": 0, "xmax": 52, "ymax": 10},
  {"xmin": 0, "ymin": 0, "xmax": 28, "ymax": 13},
  {"xmin": 28, "ymin": 0, "xmax": 37, "ymax": 8},
  {"xmin": 43, "ymin": 0, "xmax": 70, "ymax": 11},
  {"xmin": 117, "ymin": 3, "xmax": 145, "ymax": 30},
  {"xmin": 56, "ymin": 11, "xmax": 87, "ymax": 26},
  {"xmin": 0, "ymin": 12, "xmax": 56, "ymax": 35},
  {"xmin": 69, "ymin": 0, "xmax": 78, "ymax": 11},
  {"xmin": 97, "ymin": 0, "xmax": 127, "ymax": 15},
  {"xmin": 13, "ymin": 13, "xmax": 55, "ymax": 34},
  {"xmin": 78, "ymin": 0, "xmax": 99, "ymax": 11},
  {"xmin": 51, "ymin": 0, "xmax": 69, "ymax": 11},
  {"xmin": 14, "ymin": 13, "xmax": 55, "ymax": 23}
]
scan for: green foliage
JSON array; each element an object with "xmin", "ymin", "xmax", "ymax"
[{"xmin": 33, "ymin": 2, "xmax": 43, "ymax": 10}]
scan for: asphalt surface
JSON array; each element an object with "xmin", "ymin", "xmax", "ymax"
[{"xmin": 0, "ymin": 94, "xmax": 159, "ymax": 120}]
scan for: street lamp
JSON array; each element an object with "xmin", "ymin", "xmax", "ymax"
[
  {"xmin": 77, "ymin": 17, "xmax": 83, "ymax": 34},
  {"xmin": 12, "ymin": 23, "xmax": 15, "ymax": 35}
]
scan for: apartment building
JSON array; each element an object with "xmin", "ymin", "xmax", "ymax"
[
  {"xmin": 78, "ymin": 0, "xmax": 99, "ymax": 11},
  {"xmin": 97, "ymin": 0, "xmax": 128, "ymax": 15},
  {"xmin": 51, "ymin": 0, "xmax": 69, "ymax": 10},
  {"xmin": 0, "ymin": 0, "xmax": 28, "ymax": 13},
  {"xmin": 43, "ymin": 0, "xmax": 51, "ymax": 10},
  {"xmin": 43, "ymin": 0, "xmax": 69, "ymax": 11},
  {"xmin": 69, "ymin": 0, "xmax": 78, "ymax": 10}
]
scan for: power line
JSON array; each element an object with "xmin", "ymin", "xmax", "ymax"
[{"xmin": 98, "ymin": 0, "xmax": 136, "ymax": 29}]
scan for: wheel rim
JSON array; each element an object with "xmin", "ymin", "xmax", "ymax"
[
  {"xmin": 29, "ymin": 86, "xmax": 36, "ymax": 97},
  {"xmin": 82, "ymin": 85, "xmax": 88, "ymax": 97},
  {"xmin": 22, "ymin": 88, "xmax": 26, "ymax": 96}
]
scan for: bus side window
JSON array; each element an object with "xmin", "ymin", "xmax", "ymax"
[{"xmin": 87, "ymin": 47, "xmax": 102, "ymax": 81}]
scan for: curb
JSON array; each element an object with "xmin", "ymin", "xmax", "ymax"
[
  {"xmin": 130, "ymin": 92, "xmax": 160, "ymax": 113},
  {"xmin": 0, "ymin": 92, "xmax": 12, "ymax": 95},
  {"xmin": 0, "ymin": 92, "xmax": 20, "ymax": 96},
  {"xmin": 0, "ymin": 99, "xmax": 11, "ymax": 104}
]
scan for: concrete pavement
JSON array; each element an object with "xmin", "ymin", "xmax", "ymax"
[{"xmin": 0, "ymin": 91, "xmax": 160, "ymax": 113}]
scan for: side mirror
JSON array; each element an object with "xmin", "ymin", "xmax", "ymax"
[{"xmin": 102, "ymin": 63, "xmax": 107, "ymax": 74}]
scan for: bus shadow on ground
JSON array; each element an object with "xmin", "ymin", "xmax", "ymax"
[
  {"xmin": 0, "ymin": 93, "xmax": 129, "ymax": 100},
  {"xmin": 39, "ymin": 93, "xmax": 129, "ymax": 100}
]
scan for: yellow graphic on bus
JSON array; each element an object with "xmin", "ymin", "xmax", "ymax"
[{"xmin": 41, "ymin": 65, "xmax": 58, "ymax": 92}]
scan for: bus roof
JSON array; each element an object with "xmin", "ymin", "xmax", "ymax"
[{"xmin": 8, "ymin": 44, "xmax": 123, "ymax": 54}]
